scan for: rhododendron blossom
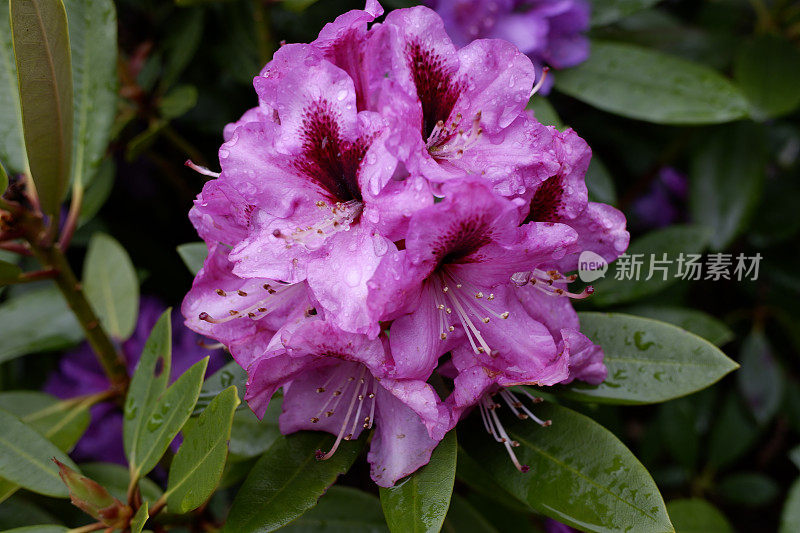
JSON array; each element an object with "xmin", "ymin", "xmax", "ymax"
[{"xmin": 182, "ymin": 0, "xmax": 628, "ymax": 487}]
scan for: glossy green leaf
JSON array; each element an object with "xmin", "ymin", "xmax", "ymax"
[
  {"xmin": 586, "ymin": 157, "xmax": 617, "ymax": 205},
  {"xmin": 223, "ymin": 431, "xmax": 363, "ymax": 532},
  {"xmin": 132, "ymin": 357, "xmax": 208, "ymax": 478},
  {"xmin": 780, "ymin": 477, "xmax": 800, "ymax": 533},
  {"xmin": 455, "ymin": 446, "xmax": 531, "ymax": 513},
  {"xmin": 442, "ymin": 494, "xmax": 499, "ymax": 533},
  {"xmin": 591, "ymin": 225, "xmax": 713, "ymax": 307},
  {"xmin": 658, "ymin": 399, "xmax": 699, "ymax": 471},
  {"xmin": 689, "ymin": 122, "xmax": 765, "ymax": 251},
  {"xmin": 0, "ymin": 260, "xmax": 22, "ymax": 286},
  {"xmin": 177, "ymin": 242, "xmax": 208, "ymax": 275},
  {"xmin": 590, "ymin": 0, "xmax": 660, "ymax": 26},
  {"xmin": 10, "ymin": 0, "xmax": 73, "ymax": 215},
  {"xmin": 621, "ymin": 306, "xmax": 733, "ymax": 346},
  {"xmin": 380, "ymin": 430, "xmax": 457, "ymax": 533},
  {"xmin": 717, "ymin": 473, "xmax": 778, "ymax": 508},
  {"xmin": 666, "ymin": 499, "xmax": 732, "ymax": 533},
  {"xmin": 0, "ymin": 1, "xmax": 28, "ymax": 175},
  {"xmin": 281, "ymin": 486, "xmax": 389, "ymax": 533},
  {"xmin": 0, "ymin": 287, "xmax": 83, "ymax": 363},
  {"xmin": 160, "ymin": 9, "xmax": 204, "ymax": 90},
  {"xmin": 0, "ymin": 407, "xmax": 79, "ymax": 498},
  {"xmin": 63, "ymin": 0, "xmax": 117, "ymax": 189},
  {"xmin": 83, "ymin": 232, "xmax": 139, "ymax": 340},
  {"xmin": 79, "ymin": 462, "xmax": 162, "ymax": 502},
  {"xmin": 555, "ymin": 41, "xmax": 748, "ymax": 124},
  {"xmin": 559, "ymin": 313, "xmax": 738, "ymax": 404},
  {"xmin": 734, "ymin": 35, "xmax": 800, "ymax": 119},
  {"xmin": 131, "ymin": 501, "xmax": 148, "ymax": 533},
  {"xmin": 124, "ymin": 311, "xmax": 173, "ymax": 467},
  {"xmin": 166, "ymin": 386, "xmax": 239, "ymax": 513},
  {"xmin": 737, "ymin": 330, "xmax": 782, "ymax": 425},
  {"xmin": 461, "ymin": 403, "xmax": 673, "ymax": 533}
]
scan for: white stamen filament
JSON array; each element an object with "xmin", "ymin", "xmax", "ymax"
[
  {"xmin": 273, "ymin": 200, "xmax": 363, "ymax": 250},
  {"xmin": 512, "ymin": 269, "xmax": 594, "ymax": 300},
  {"xmin": 479, "ymin": 388, "xmax": 553, "ymax": 472},
  {"xmin": 529, "ymin": 67, "xmax": 550, "ymax": 99},
  {"xmin": 433, "ymin": 270, "xmax": 509, "ymax": 357},
  {"xmin": 198, "ymin": 282, "xmax": 302, "ymax": 324},
  {"xmin": 427, "ymin": 111, "xmax": 483, "ymax": 161},
  {"xmin": 185, "ymin": 159, "xmax": 221, "ymax": 178}
]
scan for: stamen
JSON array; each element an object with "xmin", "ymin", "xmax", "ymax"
[
  {"xmin": 318, "ymin": 367, "xmax": 368, "ymax": 461},
  {"xmin": 529, "ymin": 67, "xmax": 550, "ymax": 98},
  {"xmin": 515, "ymin": 268, "xmax": 595, "ymax": 300},
  {"xmin": 427, "ymin": 111, "xmax": 483, "ymax": 161},
  {"xmin": 273, "ymin": 200, "xmax": 363, "ymax": 250},
  {"xmin": 185, "ymin": 159, "xmax": 221, "ymax": 178},
  {"xmin": 198, "ymin": 282, "xmax": 301, "ymax": 324}
]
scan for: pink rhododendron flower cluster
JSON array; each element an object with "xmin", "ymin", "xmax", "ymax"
[{"xmin": 182, "ymin": 1, "xmax": 628, "ymax": 487}]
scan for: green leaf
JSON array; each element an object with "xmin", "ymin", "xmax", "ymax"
[
  {"xmin": 79, "ymin": 462, "xmax": 162, "ymax": 503},
  {"xmin": 0, "ymin": 2, "xmax": 28, "ymax": 175},
  {"xmin": 0, "ymin": 162, "xmax": 8, "ymax": 193},
  {"xmin": 160, "ymin": 9, "xmax": 204, "ymax": 91},
  {"xmin": 0, "ymin": 495, "xmax": 60, "ymax": 529},
  {"xmin": 621, "ymin": 306, "xmax": 733, "ymax": 346},
  {"xmin": 380, "ymin": 430, "xmax": 457, "ymax": 533},
  {"xmin": 455, "ymin": 446, "xmax": 531, "ymax": 513},
  {"xmin": 461, "ymin": 403, "xmax": 673, "ymax": 533},
  {"xmin": 591, "ymin": 225, "xmax": 713, "ymax": 307},
  {"xmin": 10, "ymin": 0, "xmax": 73, "ymax": 215},
  {"xmin": 228, "ymin": 400, "xmax": 282, "ymax": 461},
  {"xmin": 590, "ymin": 0, "xmax": 661, "ymax": 26},
  {"xmin": 124, "ymin": 310, "xmax": 172, "ymax": 468},
  {"xmin": 0, "ymin": 287, "xmax": 83, "ymax": 363},
  {"xmin": 166, "ymin": 386, "xmax": 239, "ymax": 513},
  {"xmin": 78, "ymin": 156, "xmax": 114, "ymax": 224},
  {"xmin": 63, "ymin": 0, "xmax": 117, "ymax": 189},
  {"xmin": 0, "ymin": 407, "xmax": 79, "ymax": 498},
  {"xmin": 0, "ymin": 391, "xmax": 91, "ymax": 451},
  {"xmin": 734, "ymin": 35, "xmax": 800, "ymax": 119},
  {"xmin": 442, "ymin": 494, "xmax": 499, "ymax": 533},
  {"xmin": 195, "ymin": 360, "xmax": 248, "ymax": 415},
  {"xmin": 666, "ymin": 499, "xmax": 732, "ymax": 533},
  {"xmin": 223, "ymin": 431, "xmax": 363, "ymax": 532},
  {"xmin": 177, "ymin": 242, "xmax": 208, "ymax": 275},
  {"xmin": 559, "ymin": 313, "xmax": 738, "ymax": 404},
  {"xmin": 658, "ymin": 398, "xmax": 699, "ymax": 471},
  {"xmin": 159, "ymin": 84, "xmax": 198, "ymax": 119},
  {"xmin": 586, "ymin": 157, "xmax": 617, "ymax": 205},
  {"xmin": 689, "ymin": 122, "xmax": 765, "ymax": 250},
  {"xmin": 555, "ymin": 41, "xmax": 748, "ymax": 125},
  {"xmin": 717, "ymin": 473, "xmax": 778, "ymax": 508},
  {"xmin": 83, "ymin": 232, "xmax": 139, "ymax": 340},
  {"xmin": 707, "ymin": 393, "xmax": 759, "ymax": 470},
  {"xmin": 780, "ymin": 477, "xmax": 800, "ymax": 533},
  {"xmin": 132, "ymin": 357, "xmax": 208, "ymax": 478},
  {"xmin": 0, "ymin": 259, "xmax": 22, "ymax": 286},
  {"xmin": 281, "ymin": 486, "xmax": 389, "ymax": 533},
  {"xmin": 131, "ymin": 501, "xmax": 148, "ymax": 533},
  {"xmin": 737, "ymin": 330, "xmax": 782, "ymax": 425},
  {"xmin": 527, "ymin": 97, "xmax": 563, "ymax": 129}
]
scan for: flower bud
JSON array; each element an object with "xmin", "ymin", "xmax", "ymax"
[{"xmin": 54, "ymin": 459, "xmax": 133, "ymax": 528}]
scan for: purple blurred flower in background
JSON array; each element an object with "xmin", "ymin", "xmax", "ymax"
[
  {"xmin": 630, "ymin": 167, "xmax": 688, "ymax": 231},
  {"xmin": 45, "ymin": 297, "xmax": 226, "ymax": 464},
  {"xmin": 427, "ymin": 0, "xmax": 591, "ymax": 93},
  {"xmin": 545, "ymin": 518, "xmax": 580, "ymax": 533}
]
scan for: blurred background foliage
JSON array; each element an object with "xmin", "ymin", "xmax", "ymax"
[{"xmin": 1, "ymin": 0, "xmax": 800, "ymax": 531}]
